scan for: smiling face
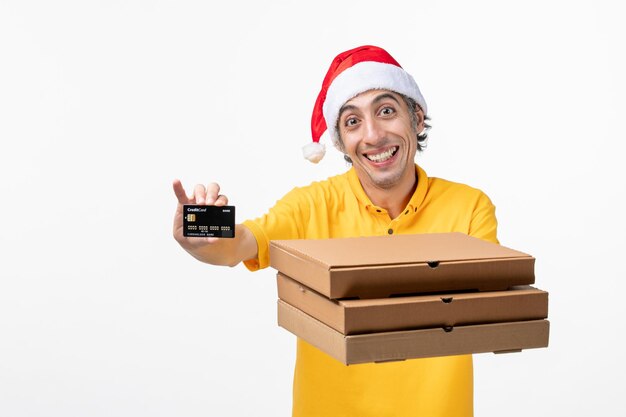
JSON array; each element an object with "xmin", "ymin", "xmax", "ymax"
[{"xmin": 337, "ymin": 89, "xmax": 424, "ymax": 193}]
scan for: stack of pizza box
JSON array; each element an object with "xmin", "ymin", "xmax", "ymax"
[{"xmin": 270, "ymin": 232, "xmax": 549, "ymax": 365}]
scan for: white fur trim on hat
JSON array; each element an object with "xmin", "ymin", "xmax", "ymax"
[
  {"xmin": 322, "ymin": 61, "xmax": 427, "ymax": 146},
  {"xmin": 302, "ymin": 141, "xmax": 326, "ymax": 163}
]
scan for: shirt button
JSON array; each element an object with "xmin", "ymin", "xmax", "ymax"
[{"xmin": 388, "ymin": 229, "xmax": 394, "ymax": 235}]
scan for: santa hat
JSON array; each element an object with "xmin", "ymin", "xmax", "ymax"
[{"xmin": 303, "ymin": 45, "xmax": 427, "ymax": 163}]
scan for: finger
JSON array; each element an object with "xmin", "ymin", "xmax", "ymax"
[
  {"xmin": 194, "ymin": 184, "xmax": 207, "ymax": 205},
  {"xmin": 214, "ymin": 194, "xmax": 229, "ymax": 206},
  {"xmin": 173, "ymin": 179, "xmax": 191, "ymax": 205},
  {"xmin": 216, "ymin": 194, "xmax": 229, "ymax": 206},
  {"xmin": 205, "ymin": 182, "xmax": 221, "ymax": 205}
]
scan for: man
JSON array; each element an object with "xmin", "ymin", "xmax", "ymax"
[{"xmin": 173, "ymin": 45, "xmax": 497, "ymax": 417}]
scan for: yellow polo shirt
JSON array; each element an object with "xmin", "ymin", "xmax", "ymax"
[{"xmin": 243, "ymin": 164, "xmax": 498, "ymax": 417}]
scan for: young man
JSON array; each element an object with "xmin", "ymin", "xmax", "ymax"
[{"xmin": 173, "ymin": 45, "xmax": 497, "ymax": 417}]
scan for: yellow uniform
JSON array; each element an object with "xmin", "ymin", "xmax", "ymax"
[{"xmin": 243, "ymin": 164, "xmax": 498, "ymax": 417}]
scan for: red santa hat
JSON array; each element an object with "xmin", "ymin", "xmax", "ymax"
[{"xmin": 303, "ymin": 45, "xmax": 427, "ymax": 163}]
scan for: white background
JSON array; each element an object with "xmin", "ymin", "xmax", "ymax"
[{"xmin": 1, "ymin": 0, "xmax": 625, "ymax": 416}]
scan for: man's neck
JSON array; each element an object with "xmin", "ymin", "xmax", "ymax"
[{"xmin": 362, "ymin": 169, "xmax": 418, "ymax": 220}]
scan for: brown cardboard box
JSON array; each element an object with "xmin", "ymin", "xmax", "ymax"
[
  {"xmin": 270, "ymin": 233, "xmax": 535, "ymax": 299},
  {"xmin": 277, "ymin": 273, "xmax": 549, "ymax": 335},
  {"xmin": 278, "ymin": 300, "xmax": 550, "ymax": 365}
]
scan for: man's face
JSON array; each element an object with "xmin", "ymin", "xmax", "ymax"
[{"xmin": 337, "ymin": 89, "xmax": 423, "ymax": 191}]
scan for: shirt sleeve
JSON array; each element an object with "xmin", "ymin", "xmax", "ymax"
[
  {"xmin": 242, "ymin": 187, "xmax": 310, "ymax": 271},
  {"xmin": 469, "ymin": 191, "xmax": 499, "ymax": 244}
]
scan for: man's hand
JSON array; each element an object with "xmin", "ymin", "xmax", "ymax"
[
  {"xmin": 172, "ymin": 180, "xmax": 256, "ymax": 266},
  {"xmin": 173, "ymin": 180, "xmax": 229, "ymax": 245}
]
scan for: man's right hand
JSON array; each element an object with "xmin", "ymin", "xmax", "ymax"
[{"xmin": 172, "ymin": 180, "xmax": 256, "ymax": 267}]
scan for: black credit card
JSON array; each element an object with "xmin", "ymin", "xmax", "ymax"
[{"xmin": 183, "ymin": 205, "xmax": 235, "ymax": 238}]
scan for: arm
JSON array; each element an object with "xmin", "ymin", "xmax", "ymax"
[
  {"xmin": 172, "ymin": 179, "xmax": 257, "ymax": 267},
  {"xmin": 468, "ymin": 191, "xmax": 498, "ymax": 244}
]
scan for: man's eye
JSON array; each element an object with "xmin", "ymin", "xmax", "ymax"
[
  {"xmin": 380, "ymin": 107, "xmax": 395, "ymax": 116},
  {"xmin": 345, "ymin": 118, "xmax": 358, "ymax": 127}
]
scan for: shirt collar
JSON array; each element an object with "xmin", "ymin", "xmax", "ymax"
[{"xmin": 347, "ymin": 164, "xmax": 429, "ymax": 215}]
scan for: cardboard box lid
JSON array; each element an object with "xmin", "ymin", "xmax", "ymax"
[
  {"xmin": 277, "ymin": 273, "xmax": 549, "ymax": 335},
  {"xmin": 278, "ymin": 300, "xmax": 550, "ymax": 365},
  {"xmin": 270, "ymin": 233, "xmax": 535, "ymax": 299}
]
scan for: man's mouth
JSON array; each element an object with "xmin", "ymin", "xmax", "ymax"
[{"xmin": 364, "ymin": 146, "xmax": 399, "ymax": 163}]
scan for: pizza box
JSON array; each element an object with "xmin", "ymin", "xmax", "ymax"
[
  {"xmin": 277, "ymin": 272, "xmax": 548, "ymax": 335},
  {"xmin": 277, "ymin": 300, "xmax": 550, "ymax": 365},
  {"xmin": 270, "ymin": 233, "xmax": 535, "ymax": 299}
]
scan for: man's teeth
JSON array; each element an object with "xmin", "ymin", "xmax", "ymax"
[{"xmin": 366, "ymin": 147, "xmax": 398, "ymax": 162}]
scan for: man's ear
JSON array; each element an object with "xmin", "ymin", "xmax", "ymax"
[{"xmin": 415, "ymin": 107, "xmax": 425, "ymax": 134}]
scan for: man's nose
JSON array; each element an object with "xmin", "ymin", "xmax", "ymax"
[{"xmin": 362, "ymin": 117, "xmax": 385, "ymax": 144}]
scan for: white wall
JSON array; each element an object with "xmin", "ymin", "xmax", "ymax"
[{"xmin": 1, "ymin": 1, "xmax": 624, "ymax": 416}]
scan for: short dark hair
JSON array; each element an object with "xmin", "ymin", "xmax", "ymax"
[{"xmin": 336, "ymin": 93, "xmax": 431, "ymax": 164}]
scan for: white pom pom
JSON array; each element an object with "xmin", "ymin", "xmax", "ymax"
[{"xmin": 302, "ymin": 141, "xmax": 326, "ymax": 163}]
